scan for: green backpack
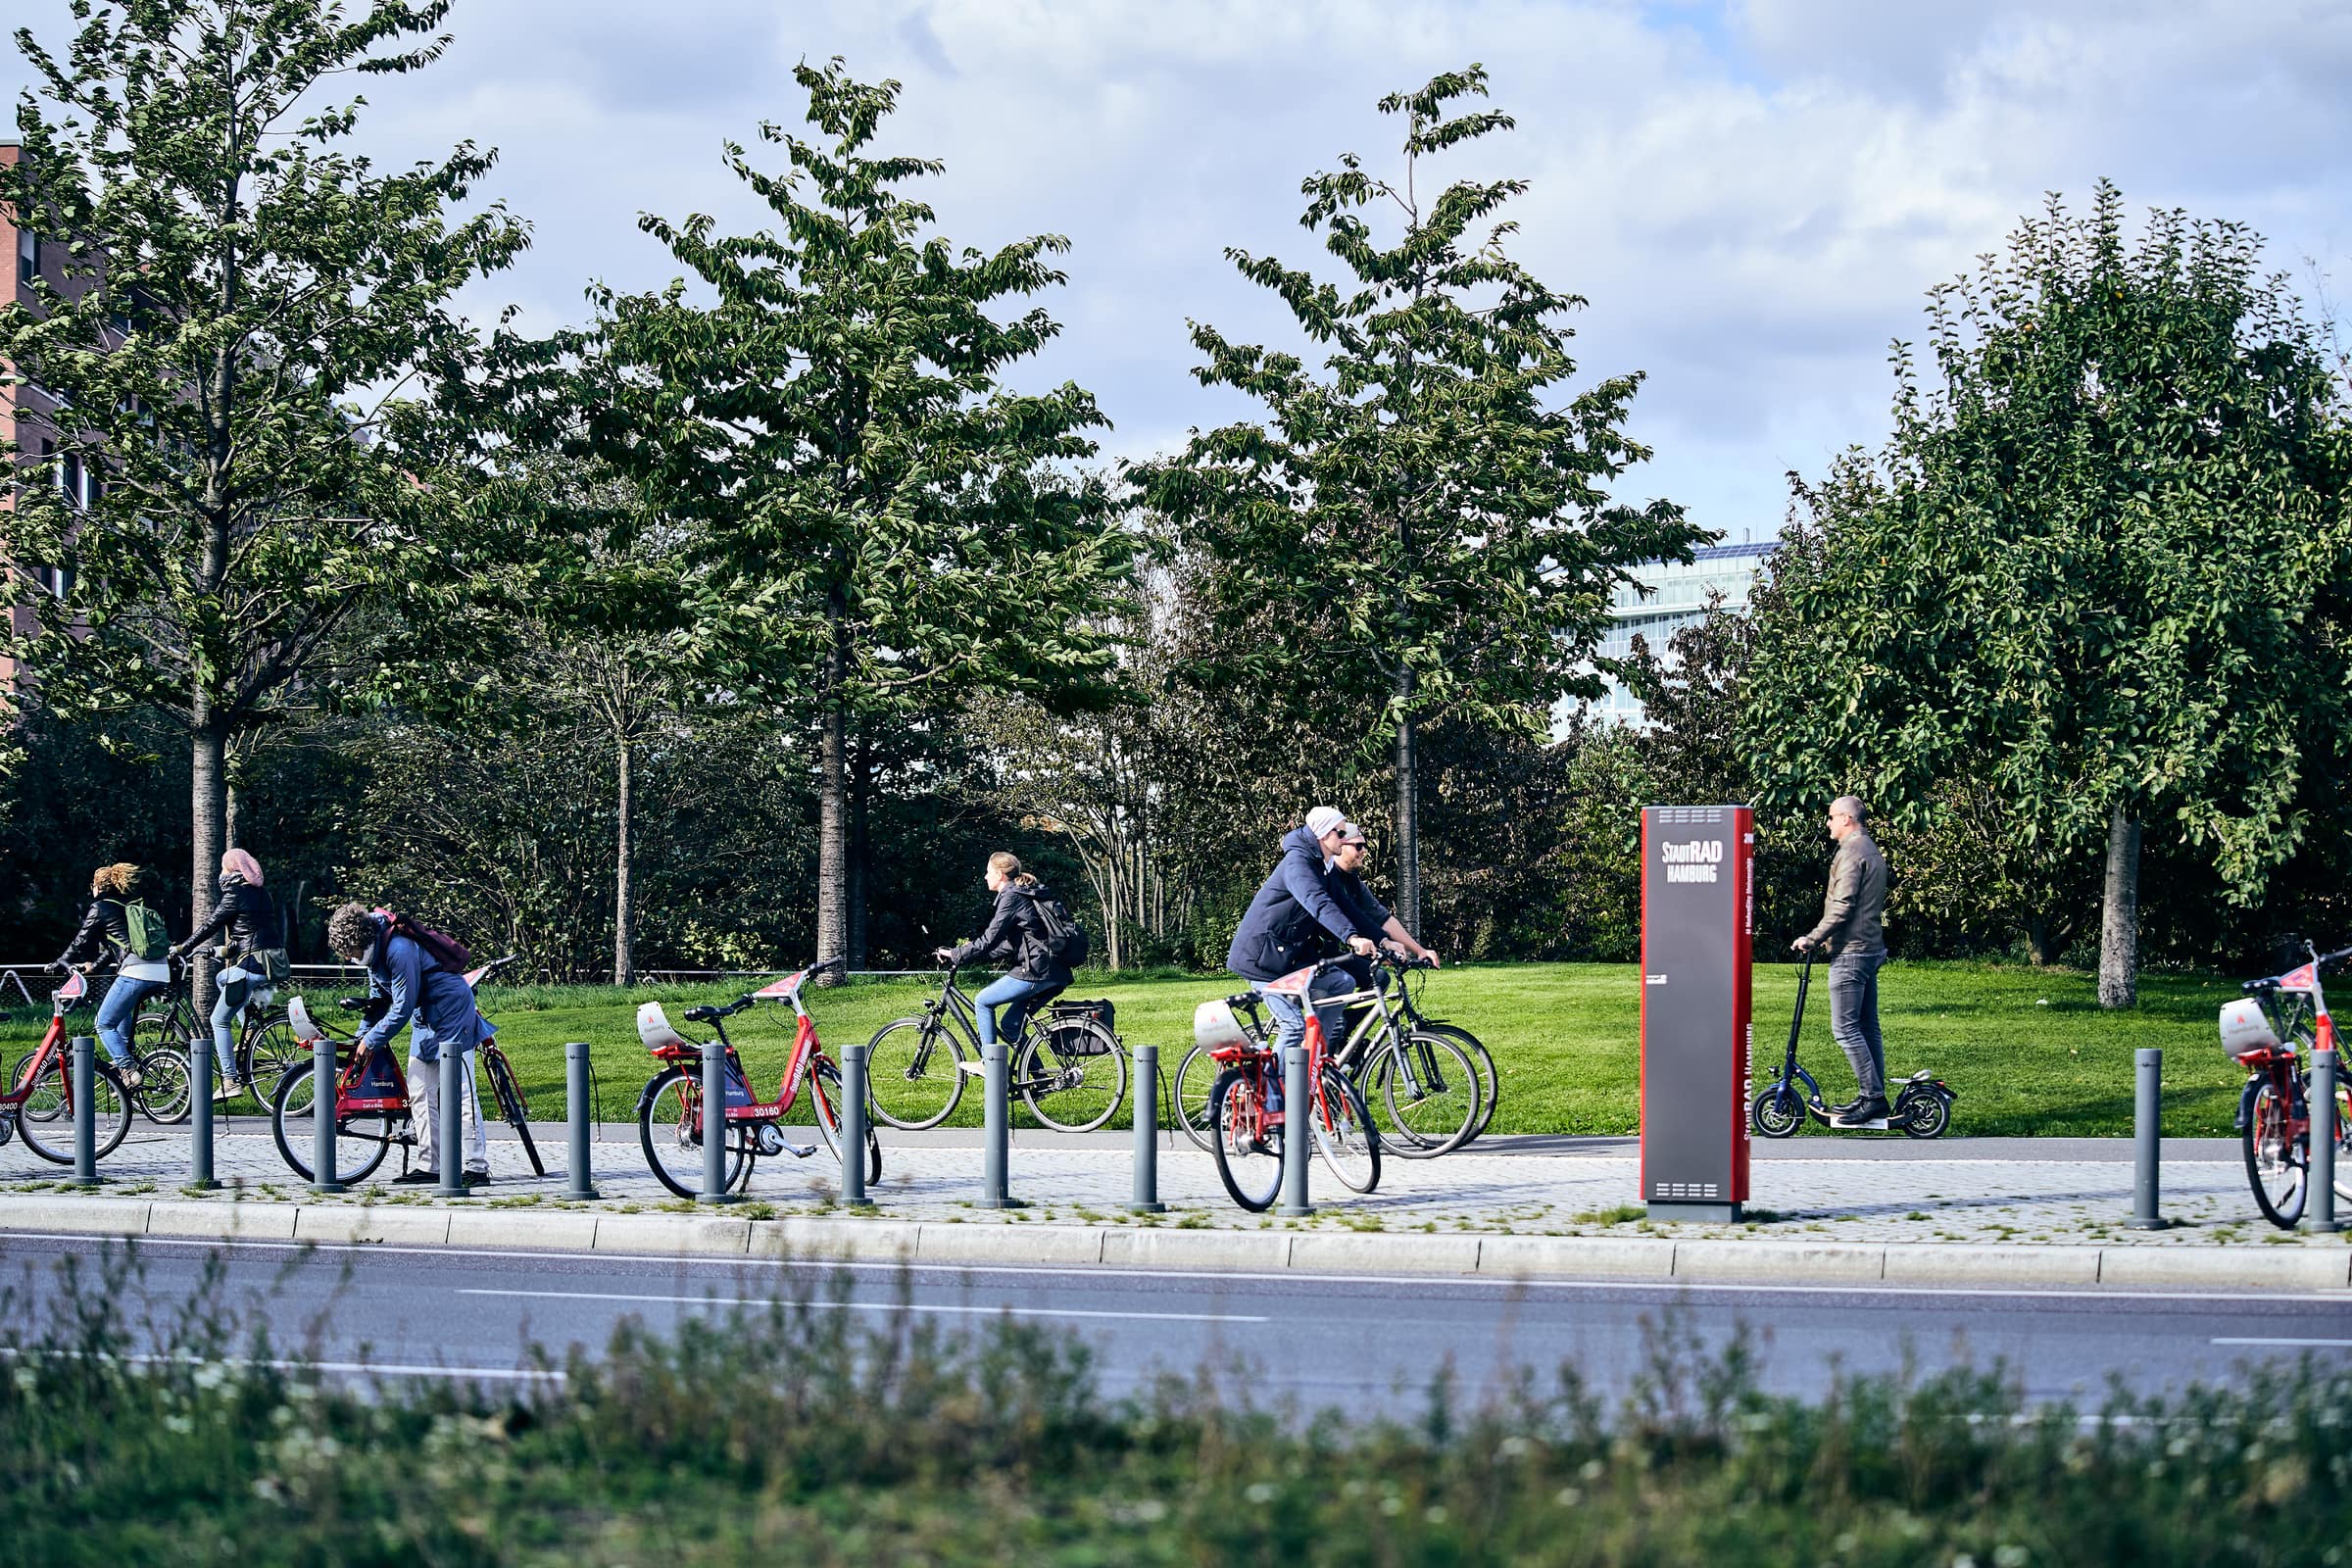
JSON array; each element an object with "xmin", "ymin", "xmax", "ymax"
[{"xmin": 119, "ymin": 899, "xmax": 170, "ymax": 962}]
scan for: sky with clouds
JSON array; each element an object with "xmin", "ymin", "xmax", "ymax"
[{"xmin": 7, "ymin": 0, "xmax": 2347, "ymax": 538}]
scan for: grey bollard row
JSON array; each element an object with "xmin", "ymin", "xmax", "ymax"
[
  {"xmin": 1130, "ymin": 1042, "xmax": 1166, "ymax": 1214},
  {"xmin": 840, "ymin": 1042, "xmax": 870, "ymax": 1206},
  {"xmin": 311, "ymin": 1033, "xmax": 346, "ymax": 1194},
  {"xmin": 2313, "ymin": 1048, "xmax": 2342, "ymax": 1235},
  {"xmin": 980, "ymin": 1042, "xmax": 1022, "ymax": 1208},
  {"xmin": 71, "ymin": 1036, "xmax": 101, "ymax": 1188},
  {"xmin": 562, "ymin": 1041, "xmax": 601, "ymax": 1200},
  {"xmin": 1279, "ymin": 1042, "xmax": 1313, "ymax": 1216},
  {"xmin": 700, "ymin": 1037, "xmax": 741, "ymax": 1204},
  {"xmin": 2130, "ymin": 1047, "xmax": 2166, "ymax": 1231},
  {"xmin": 435, "ymin": 1047, "xmax": 466, "ymax": 1198},
  {"xmin": 188, "ymin": 1032, "xmax": 218, "ymax": 1190}
]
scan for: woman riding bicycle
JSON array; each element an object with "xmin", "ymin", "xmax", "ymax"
[
  {"xmin": 53, "ymin": 861, "xmax": 172, "ymax": 1089},
  {"xmin": 935, "ymin": 853, "xmax": 1072, "ymax": 1054},
  {"xmin": 172, "ymin": 848, "xmax": 286, "ymax": 1102}
]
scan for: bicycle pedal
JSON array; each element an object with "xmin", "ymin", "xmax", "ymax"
[
  {"xmin": 782, "ymin": 1142, "xmax": 817, "ymax": 1159},
  {"xmin": 956, "ymin": 1060, "xmax": 989, "ymax": 1078}
]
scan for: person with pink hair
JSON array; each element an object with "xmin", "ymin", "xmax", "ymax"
[{"xmin": 174, "ymin": 848, "xmax": 287, "ymax": 1101}]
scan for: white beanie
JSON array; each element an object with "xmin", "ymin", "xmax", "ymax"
[{"xmin": 1305, "ymin": 806, "xmax": 1346, "ymax": 839}]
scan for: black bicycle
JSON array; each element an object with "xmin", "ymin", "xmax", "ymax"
[
  {"xmin": 863, "ymin": 965, "xmax": 1127, "ymax": 1133},
  {"xmin": 1175, "ymin": 955, "xmax": 1490, "ymax": 1158},
  {"xmin": 135, "ymin": 952, "xmax": 302, "ymax": 1109}
]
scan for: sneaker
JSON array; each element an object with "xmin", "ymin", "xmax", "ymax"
[
  {"xmin": 390, "ymin": 1169, "xmax": 439, "ymax": 1186},
  {"xmin": 213, "ymin": 1079, "xmax": 245, "ymax": 1102},
  {"xmin": 1831, "ymin": 1096, "xmax": 1891, "ymax": 1129},
  {"xmin": 462, "ymin": 1170, "xmax": 491, "ymax": 1189},
  {"xmin": 118, "ymin": 1066, "xmax": 144, "ymax": 1090}
]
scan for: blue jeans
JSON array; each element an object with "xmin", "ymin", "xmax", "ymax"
[
  {"xmin": 94, "ymin": 976, "xmax": 163, "ymax": 1067},
  {"xmin": 1255, "ymin": 969, "xmax": 1352, "ymax": 1112},
  {"xmin": 211, "ymin": 966, "xmax": 274, "ymax": 1079},
  {"xmin": 974, "ymin": 974, "xmax": 1052, "ymax": 1051},
  {"xmin": 1828, "ymin": 948, "xmax": 1886, "ymax": 1101}
]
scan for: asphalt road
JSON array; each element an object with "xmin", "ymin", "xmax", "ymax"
[{"xmin": 3, "ymin": 1230, "xmax": 2344, "ymax": 1413}]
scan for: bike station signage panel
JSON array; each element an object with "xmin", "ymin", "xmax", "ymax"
[{"xmin": 1640, "ymin": 805, "xmax": 1753, "ymax": 1222}]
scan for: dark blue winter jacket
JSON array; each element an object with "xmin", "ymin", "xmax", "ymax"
[
  {"xmin": 358, "ymin": 920, "xmax": 485, "ymax": 1063},
  {"xmin": 1226, "ymin": 827, "xmax": 1363, "ymax": 984}
]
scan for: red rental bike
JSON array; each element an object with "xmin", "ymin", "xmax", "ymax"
[
  {"xmin": 634, "ymin": 956, "xmax": 883, "ymax": 1200},
  {"xmin": 2225, "ymin": 941, "xmax": 2352, "ymax": 1229},
  {"xmin": 1201, "ymin": 956, "xmax": 1381, "ymax": 1211},
  {"xmin": 0, "ymin": 969, "xmax": 134, "ymax": 1164}
]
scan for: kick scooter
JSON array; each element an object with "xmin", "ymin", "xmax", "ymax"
[{"xmin": 1749, "ymin": 952, "xmax": 1955, "ymax": 1139}]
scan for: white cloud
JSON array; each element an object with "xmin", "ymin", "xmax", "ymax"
[{"xmin": 5, "ymin": 0, "xmax": 2344, "ymax": 534}]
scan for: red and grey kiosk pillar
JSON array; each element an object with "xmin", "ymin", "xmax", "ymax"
[{"xmin": 1639, "ymin": 805, "xmax": 1753, "ymax": 1222}]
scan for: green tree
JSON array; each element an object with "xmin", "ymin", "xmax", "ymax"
[
  {"xmin": 1742, "ymin": 185, "xmax": 2352, "ymax": 1005},
  {"xmin": 0, "ymin": 0, "xmax": 527, "ymax": 971},
  {"xmin": 1136, "ymin": 65, "xmax": 1695, "ymax": 930},
  {"xmin": 582, "ymin": 60, "xmax": 1136, "ymax": 976}
]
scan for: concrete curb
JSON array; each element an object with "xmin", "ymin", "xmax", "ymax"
[{"xmin": 0, "ymin": 1196, "xmax": 2344, "ymax": 1291}]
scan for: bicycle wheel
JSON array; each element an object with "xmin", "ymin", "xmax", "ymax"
[
  {"xmin": 1208, "ymin": 1065, "xmax": 1285, "ymax": 1213},
  {"xmin": 12, "ymin": 1049, "xmax": 63, "ymax": 1122},
  {"xmin": 637, "ymin": 1064, "xmax": 753, "ymax": 1201},
  {"xmin": 1365, "ymin": 1030, "xmax": 1483, "ymax": 1158},
  {"xmin": 802, "ymin": 1058, "xmax": 882, "ymax": 1190},
  {"xmin": 2243, "ymin": 1078, "xmax": 2308, "ymax": 1229},
  {"xmin": 1174, "ymin": 1042, "xmax": 1220, "ymax": 1152},
  {"xmin": 862, "ymin": 1016, "xmax": 966, "ymax": 1130},
  {"xmin": 1018, "ymin": 1018, "xmax": 1126, "ymax": 1133},
  {"xmin": 1424, "ymin": 1022, "xmax": 1498, "ymax": 1140},
  {"xmin": 481, "ymin": 1049, "xmax": 544, "ymax": 1177},
  {"xmin": 16, "ymin": 1057, "xmax": 134, "ymax": 1165},
  {"xmin": 239, "ymin": 1014, "xmax": 304, "ymax": 1091},
  {"xmin": 133, "ymin": 1047, "xmax": 192, "ymax": 1124},
  {"xmin": 270, "ymin": 1062, "xmax": 397, "ymax": 1184},
  {"xmin": 1312, "ymin": 1067, "xmax": 1381, "ymax": 1194}
]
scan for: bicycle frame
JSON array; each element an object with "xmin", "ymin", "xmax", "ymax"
[
  {"xmin": 2237, "ymin": 944, "xmax": 2347, "ymax": 1147},
  {"xmin": 638, "ymin": 966, "xmax": 837, "ymax": 1127},
  {"xmin": 1221, "ymin": 958, "xmax": 1353, "ymax": 1137},
  {"xmin": 1, "ymin": 971, "xmax": 87, "ymax": 1112},
  {"xmin": 916, "ymin": 966, "xmax": 1073, "ymax": 1086}
]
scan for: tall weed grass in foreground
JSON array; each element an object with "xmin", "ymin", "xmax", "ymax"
[{"xmin": 2, "ymin": 1244, "xmax": 2347, "ymax": 1565}]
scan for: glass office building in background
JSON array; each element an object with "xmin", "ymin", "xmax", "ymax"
[{"xmin": 1577, "ymin": 539, "xmax": 1779, "ymax": 726}]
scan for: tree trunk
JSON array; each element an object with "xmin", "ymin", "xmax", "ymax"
[
  {"xmin": 1393, "ymin": 671, "xmax": 1422, "ymax": 934},
  {"xmin": 2025, "ymin": 913, "xmax": 2055, "ymax": 967},
  {"xmin": 612, "ymin": 732, "xmax": 633, "ymax": 987},
  {"xmin": 846, "ymin": 731, "xmax": 869, "ymax": 970},
  {"xmin": 2098, "ymin": 804, "xmax": 2140, "ymax": 1008},
  {"xmin": 189, "ymin": 709, "xmax": 227, "ymax": 1016},
  {"xmin": 814, "ymin": 608, "xmax": 850, "ymax": 984}
]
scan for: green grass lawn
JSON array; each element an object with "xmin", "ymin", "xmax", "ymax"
[{"xmin": 3, "ymin": 959, "xmax": 2253, "ymax": 1138}]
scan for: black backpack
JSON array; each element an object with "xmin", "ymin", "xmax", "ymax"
[{"xmin": 1025, "ymin": 883, "xmax": 1090, "ymax": 969}]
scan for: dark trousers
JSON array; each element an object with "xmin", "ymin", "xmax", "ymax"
[{"xmin": 1828, "ymin": 948, "xmax": 1886, "ymax": 1101}]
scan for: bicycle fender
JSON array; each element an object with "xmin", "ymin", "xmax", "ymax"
[{"xmin": 2234, "ymin": 1076, "xmax": 2262, "ymax": 1133}]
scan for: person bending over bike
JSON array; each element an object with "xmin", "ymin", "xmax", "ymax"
[
  {"xmin": 53, "ymin": 861, "xmax": 172, "ymax": 1089},
  {"xmin": 935, "ymin": 852, "xmax": 1073, "ymax": 1054},
  {"xmin": 1227, "ymin": 808, "xmax": 1377, "ymax": 1113},
  {"xmin": 172, "ymin": 849, "xmax": 286, "ymax": 1102},
  {"xmin": 325, "ymin": 903, "xmax": 490, "ymax": 1187}
]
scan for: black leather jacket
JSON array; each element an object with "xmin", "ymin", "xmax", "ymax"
[
  {"xmin": 179, "ymin": 874, "xmax": 280, "ymax": 965},
  {"xmin": 56, "ymin": 899, "xmax": 133, "ymax": 972},
  {"xmin": 949, "ymin": 885, "xmax": 1071, "ymax": 987}
]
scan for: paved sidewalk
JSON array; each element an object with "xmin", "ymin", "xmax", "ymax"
[{"xmin": 4, "ymin": 1117, "xmax": 2344, "ymax": 1255}]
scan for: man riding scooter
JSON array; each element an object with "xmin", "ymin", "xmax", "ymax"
[{"xmin": 1792, "ymin": 795, "xmax": 1889, "ymax": 1129}]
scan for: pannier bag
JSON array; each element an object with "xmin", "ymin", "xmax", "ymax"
[
  {"xmin": 2218, "ymin": 998, "xmax": 2282, "ymax": 1061},
  {"xmin": 1048, "ymin": 999, "xmax": 1115, "ymax": 1055}
]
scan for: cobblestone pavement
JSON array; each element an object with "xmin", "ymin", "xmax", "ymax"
[{"xmin": 5, "ymin": 1113, "xmax": 2342, "ymax": 1250}]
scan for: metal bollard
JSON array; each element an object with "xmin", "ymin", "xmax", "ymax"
[
  {"xmin": 188, "ymin": 1034, "xmax": 219, "ymax": 1190},
  {"xmin": 310, "ymin": 1034, "xmax": 346, "ymax": 1195},
  {"xmin": 1130, "ymin": 1042, "xmax": 1166, "ymax": 1213},
  {"xmin": 2130, "ymin": 1047, "xmax": 2166, "ymax": 1230},
  {"xmin": 435, "ymin": 1048, "xmax": 466, "ymax": 1197},
  {"xmin": 980, "ymin": 1041, "xmax": 1023, "ymax": 1209},
  {"xmin": 71, "ymin": 1036, "xmax": 101, "ymax": 1188},
  {"xmin": 699, "ymin": 1037, "xmax": 741, "ymax": 1204},
  {"xmin": 840, "ymin": 1042, "xmax": 870, "ymax": 1206},
  {"xmin": 2313, "ymin": 1048, "xmax": 2342, "ymax": 1235},
  {"xmin": 562, "ymin": 1041, "xmax": 601, "ymax": 1200},
  {"xmin": 1280, "ymin": 1043, "xmax": 1313, "ymax": 1216}
]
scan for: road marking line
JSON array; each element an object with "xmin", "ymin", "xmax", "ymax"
[
  {"xmin": 5, "ymin": 1230, "xmax": 2343, "ymax": 1304},
  {"xmin": 2210, "ymin": 1337, "xmax": 2352, "ymax": 1348},
  {"xmin": 456, "ymin": 1287, "xmax": 1266, "ymax": 1323},
  {"xmin": 0, "ymin": 1346, "xmax": 561, "ymax": 1381}
]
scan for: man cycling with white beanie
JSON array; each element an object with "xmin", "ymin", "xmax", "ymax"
[{"xmin": 1225, "ymin": 807, "xmax": 1377, "ymax": 1112}]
